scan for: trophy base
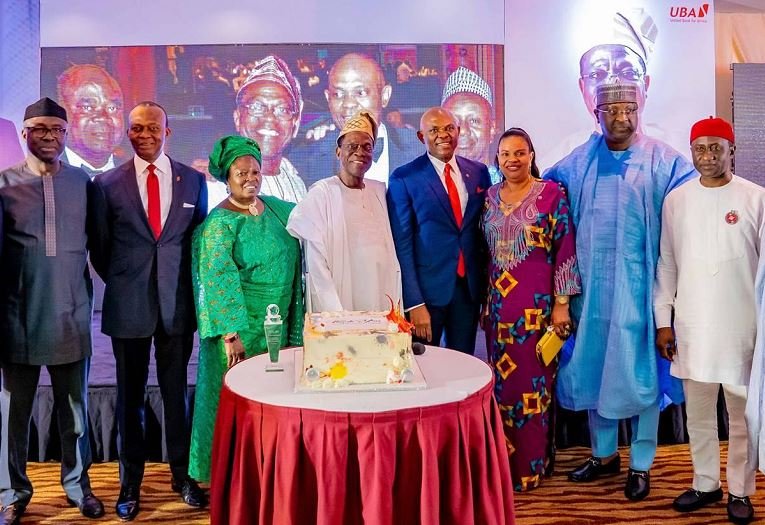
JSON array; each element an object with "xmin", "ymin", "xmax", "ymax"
[{"xmin": 265, "ymin": 362, "xmax": 284, "ymax": 372}]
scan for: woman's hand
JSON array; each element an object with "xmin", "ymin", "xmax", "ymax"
[
  {"xmin": 551, "ymin": 302, "xmax": 573, "ymax": 338},
  {"xmin": 224, "ymin": 337, "xmax": 246, "ymax": 368},
  {"xmin": 479, "ymin": 302, "xmax": 490, "ymax": 331}
]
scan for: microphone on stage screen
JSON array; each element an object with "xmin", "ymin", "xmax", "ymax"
[{"xmin": 412, "ymin": 342, "xmax": 426, "ymax": 355}]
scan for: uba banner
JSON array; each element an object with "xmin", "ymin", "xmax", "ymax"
[{"xmin": 506, "ymin": 0, "xmax": 716, "ymax": 170}]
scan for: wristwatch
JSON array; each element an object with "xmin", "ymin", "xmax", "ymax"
[
  {"xmin": 223, "ymin": 332, "xmax": 239, "ymax": 344},
  {"xmin": 555, "ymin": 295, "xmax": 569, "ymax": 305}
]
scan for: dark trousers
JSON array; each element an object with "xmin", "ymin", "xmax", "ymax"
[
  {"xmin": 0, "ymin": 359, "xmax": 92, "ymax": 507},
  {"xmin": 416, "ymin": 276, "xmax": 481, "ymax": 355},
  {"xmin": 112, "ymin": 327, "xmax": 193, "ymax": 488}
]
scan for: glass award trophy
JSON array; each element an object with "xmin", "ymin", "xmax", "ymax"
[{"xmin": 263, "ymin": 304, "xmax": 284, "ymax": 372}]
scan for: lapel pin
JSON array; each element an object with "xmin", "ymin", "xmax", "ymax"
[{"xmin": 176, "ymin": 176, "xmax": 181, "ymax": 182}]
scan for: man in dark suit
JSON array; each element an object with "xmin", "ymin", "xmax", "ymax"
[
  {"xmin": 387, "ymin": 107, "xmax": 490, "ymax": 355},
  {"xmin": 290, "ymin": 52, "xmax": 420, "ymax": 187},
  {"xmin": 88, "ymin": 101, "xmax": 208, "ymax": 521}
]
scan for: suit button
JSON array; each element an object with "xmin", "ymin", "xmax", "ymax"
[{"xmin": 157, "ymin": 243, "xmax": 163, "ymax": 247}]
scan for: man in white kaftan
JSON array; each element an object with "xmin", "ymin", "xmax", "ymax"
[
  {"xmin": 287, "ymin": 111, "xmax": 401, "ymax": 312},
  {"xmin": 655, "ymin": 117, "xmax": 762, "ymax": 524}
]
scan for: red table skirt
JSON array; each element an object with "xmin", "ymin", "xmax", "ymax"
[{"xmin": 210, "ymin": 380, "xmax": 515, "ymax": 525}]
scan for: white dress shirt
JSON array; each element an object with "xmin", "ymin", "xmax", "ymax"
[
  {"xmin": 65, "ymin": 146, "xmax": 115, "ymax": 175},
  {"xmin": 427, "ymin": 152, "xmax": 467, "ymax": 214},
  {"xmin": 134, "ymin": 153, "xmax": 173, "ymax": 228},
  {"xmin": 364, "ymin": 123, "xmax": 390, "ymax": 187}
]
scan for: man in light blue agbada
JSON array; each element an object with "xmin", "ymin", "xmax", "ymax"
[{"xmin": 544, "ymin": 83, "xmax": 695, "ymax": 501}]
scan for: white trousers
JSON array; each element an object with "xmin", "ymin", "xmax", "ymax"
[{"xmin": 683, "ymin": 379, "xmax": 756, "ymax": 496}]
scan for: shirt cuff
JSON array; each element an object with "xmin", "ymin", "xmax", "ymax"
[
  {"xmin": 405, "ymin": 303, "xmax": 425, "ymax": 313},
  {"xmin": 653, "ymin": 306, "xmax": 673, "ymax": 329}
]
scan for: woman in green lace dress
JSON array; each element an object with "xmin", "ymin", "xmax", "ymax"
[{"xmin": 189, "ymin": 135, "xmax": 304, "ymax": 482}]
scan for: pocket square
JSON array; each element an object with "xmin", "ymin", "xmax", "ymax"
[
  {"xmin": 477, "ymin": 186, "xmax": 485, "ymax": 194},
  {"xmin": 183, "ymin": 202, "xmax": 195, "ymax": 208}
]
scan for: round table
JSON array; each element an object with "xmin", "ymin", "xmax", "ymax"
[{"xmin": 209, "ymin": 347, "xmax": 516, "ymax": 525}]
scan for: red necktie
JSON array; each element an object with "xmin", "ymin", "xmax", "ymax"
[
  {"xmin": 147, "ymin": 164, "xmax": 161, "ymax": 239},
  {"xmin": 443, "ymin": 163, "xmax": 465, "ymax": 277}
]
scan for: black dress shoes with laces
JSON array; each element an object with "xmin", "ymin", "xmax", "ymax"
[
  {"xmin": 624, "ymin": 468, "xmax": 650, "ymax": 501},
  {"xmin": 67, "ymin": 492, "xmax": 105, "ymax": 519},
  {"xmin": 0, "ymin": 503, "xmax": 25, "ymax": 525},
  {"xmin": 727, "ymin": 494, "xmax": 755, "ymax": 524},
  {"xmin": 568, "ymin": 454, "xmax": 621, "ymax": 482},
  {"xmin": 672, "ymin": 487, "xmax": 723, "ymax": 512},
  {"xmin": 115, "ymin": 485, "xmax": 140, "ymax": 521},
  {"xmin": 171, "ymin": 476, "xmax": 208, "ymax": 508}
]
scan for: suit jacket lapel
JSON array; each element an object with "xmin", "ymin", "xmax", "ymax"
[
  {"xmin": 160, "ymin": 158, "xmax": 183, "ymax": 240},
  {"xmin": 421, "ymin": 155, "xmax": 458, "ymax": 228},
  {"xmin": 122, "ymin": 163, "xmax": 155, "ymax": 239},
  {"xmin": 457, "ymin": 156, "xmax": 483, "ymax": 227}
]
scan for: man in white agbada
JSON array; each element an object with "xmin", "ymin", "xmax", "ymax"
[
  {"xmin": 287, "ymin": 110, "xmax": 401, "ymax": 311},
  {"xmin": 655, "ymin": 117, "xmax": 764, "ymax": 525}
]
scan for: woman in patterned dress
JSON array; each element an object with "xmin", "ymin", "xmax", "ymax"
[
  {"xmin": 481, "ymin": 127, "xmax": 581, "ymax": 491},
  {"xmin": 188, "ymin": 135, "xmax": 304, "ymax": 482}
]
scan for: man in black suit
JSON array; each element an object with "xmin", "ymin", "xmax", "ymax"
[
  {"xmin": 89, "ymin": 101, "xmax": 208, "ymax": 521},
  {"xmin": 290, "ymin": 52, "xmax": 420, "ymax": 187}
]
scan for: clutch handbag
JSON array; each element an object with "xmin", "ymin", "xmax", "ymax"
[{"xmin": 536, "ymin": 327, "xmax": 565, "ymax": 366}]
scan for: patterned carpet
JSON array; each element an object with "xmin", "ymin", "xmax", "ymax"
[
  {"xmin": 17, "ymin": 443, "xmax": 763, "ymax": 524},
  {"xmin": 16, "ymin": 463, "xmax": 209, "ymax": 524},
  {"xmin": 515, "ymin": 443, "xmax": 764, "ymax": 524}
]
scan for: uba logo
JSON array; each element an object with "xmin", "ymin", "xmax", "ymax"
[{"xmin": 669, "ymin": 4, "xmax": 710, "ymax": 20}]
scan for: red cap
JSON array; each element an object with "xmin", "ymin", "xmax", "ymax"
[{"xmin": 690, "ymin": 116, "xmax": 734, "ymax": 144}]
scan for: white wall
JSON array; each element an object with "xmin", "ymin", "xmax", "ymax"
[{"xmin": 41, "ymin": 0, "xmax": 505, "ymax": 46}]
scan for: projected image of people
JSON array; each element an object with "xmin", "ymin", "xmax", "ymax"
[
  {"xmin": 442, "ymin": 66, "xmax": 498, "ymax": 183},
  {"xmin": 57, "ymin": 64, "xmax": 125, "ymax": 176},
  {"xmin": 234, "ymin": 55, "xmax": 306, "ymax": 203},
  {"xmin": 295, "ymin": 52, "xmax": 421, "ymax": 186}
]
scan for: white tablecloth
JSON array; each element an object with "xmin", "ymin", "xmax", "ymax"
[{"xmin": 224, "ymin": 346, "xmax": 492, "ymax": 413}]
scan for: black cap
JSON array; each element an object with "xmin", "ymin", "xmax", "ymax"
[{"xmin": 24, "ymin": 97, "xmax": 67, "ymax": 122}]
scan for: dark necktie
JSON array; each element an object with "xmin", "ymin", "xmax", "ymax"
[
  {"xmin": 147, "ymin": 164, "xmax": 161, "ymax": 239},
  {"xmin": 443, "ymin": 163, "xmax": 465, "ymax": 277}
]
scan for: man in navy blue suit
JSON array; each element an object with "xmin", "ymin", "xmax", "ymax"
[
  {"xmin": 88, "ymin": 101, "xmax": 208, "ymax": 521},
  {"xmin": 387, "ymin": 107, "xmax": 490, "ymax": 355}
]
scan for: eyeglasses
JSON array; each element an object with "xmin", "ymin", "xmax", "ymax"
[
  {"xmin": 25, "ymin": 126, "xmax": 67, "ymax": 138},
  {"xmin": 426, "ymin": 125, "xmax": 457, "ymax": 137},
  {"xmin": 241, "ymin": 101, "xmax": 295, "ymax": 121},
  {"xmin": 342, "ymin": 142, "xmax": 373, "ymax": 154},
  {"xmin": 596, "ymin": 105, "xmax": 639, "ymax": 118},
  {"xmin": 581, "ymin": 68, "xmax": 644, "ymax": 83}
]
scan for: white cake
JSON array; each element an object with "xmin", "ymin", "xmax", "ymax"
[{"xmin": 300, "ymin": 310, "xmax": 414, "ymax": 389}]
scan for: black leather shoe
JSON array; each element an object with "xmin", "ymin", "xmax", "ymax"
[
  {"xmin": 67, "ymin": 492, "xmax": 105, "ymax": 519},
  {"xmin": 672, "ymin": 487, "xmax": 723, "ymax": 512},
  {"xmin": 115, "ymin": 486, "xmax": 140, "ymax": 521},
  {"xmin": 568, "ymin": 455, "xmax": 621, "ymax": 482},
  {"xmin": 624, "ymin": 468, "xmax": 650, "ymax": 501},
  {"xmin": 171, "ymin": 477, "xmax": 208, "ymax": 508},
  {"xmin": 0, "ymin": 503, "xmax": 25, "ymax": 525},
  {"xmin": 727, "ymin": 494, "xmax": 755, "ymax": 524}
]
